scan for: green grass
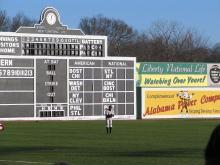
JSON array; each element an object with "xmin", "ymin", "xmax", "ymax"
[{"xmin": 0, "ymin": 119, "xmax": 218, "ymax": 165}]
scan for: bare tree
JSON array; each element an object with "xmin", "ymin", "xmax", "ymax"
[
  {"xmin": 79, "ymin": 17, "xmax": 211, "ymax": 62},
  {"xmin": 0, "ymin": 10, "xmax": 10, "ymax": 31},
  {"xmin": 122, "ymin": 33, "xmax": 151, "ymax": 61},
  {"xmin": 10, "ymin": 13, "xmax": 36, "ymax": 32},
  {"xmin": 208, "ymin": 43, "xmax": 220, "ymax": 62},
  {"xmin": 79, "ymin": 15, "xmax": 136, "ymax": 56},
  {"xmin": 145, "ymin": 20, "xmax": 209, "ymax": 61}
]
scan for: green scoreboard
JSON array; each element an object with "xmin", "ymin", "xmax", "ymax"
[{"xmin": 0, "ymin": 7, "xmax": 136, "ymax": 120}]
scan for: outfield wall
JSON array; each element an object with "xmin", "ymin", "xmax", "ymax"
[{"xmin": 136, "ymin": 62, "xmax": 220, "ymax": 119}]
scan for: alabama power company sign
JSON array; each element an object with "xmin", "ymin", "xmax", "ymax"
[
  {"xmin": 142, "ymin": 88, "xmax": 220, "ymax": 119},
  {"xmin": 0, "ymin": 7, "xmax": 136, "ymax": 120}
]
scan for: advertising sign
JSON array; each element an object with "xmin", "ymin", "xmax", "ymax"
[
  {"xmin": 142, "ymin": 88, "xmax": 220, "ymax": 119},
  {"xmin": 136, "ymin": 62, "xmax": 208, "ymax": 87},
  {"xmin": 208, "ymin": 64, "xmax": 220, "ymax": 87}
]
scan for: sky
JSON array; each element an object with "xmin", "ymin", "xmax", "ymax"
[{"xmin": 0, "ymin": 0, "xmax": 220, "ymax": 46}]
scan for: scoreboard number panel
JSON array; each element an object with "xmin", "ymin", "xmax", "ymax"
[
  {"xmin": 68, "ymin": 58, "xmax": 136, "ymax": 119},
  {"xmin": 0, "ymin": 58, "xmax": 34, "ymax": 118},
  {"xmin": 0, "ymin": 57, "xmax": 135, "ymax": 120},
  {"xmin": 0, "ymin": 7, "xmax": 136, "ymax": 120}
]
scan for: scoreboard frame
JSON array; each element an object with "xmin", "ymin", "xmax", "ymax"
[
  {"xmin": 0, "ymin": 55, "xmax": 136, "ymax": 121},
  {"xmin": 0, "ymin": 7, "xmax": 136, "ymax": 121}
]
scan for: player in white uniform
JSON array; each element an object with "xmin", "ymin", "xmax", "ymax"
[{"xmin": 104, "ymin": 105, "xmax": 115, "ymax": 135}]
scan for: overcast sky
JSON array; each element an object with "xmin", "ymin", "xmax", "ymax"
[{"xmin": 1, "ymin": 0, "xmax": 219, "ymax": 46}]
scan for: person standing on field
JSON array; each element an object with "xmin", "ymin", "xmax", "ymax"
[{"xmin": 104, "ymin": 105, "xmax": 114, "ymax": 135}]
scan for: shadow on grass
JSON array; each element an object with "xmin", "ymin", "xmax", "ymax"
[
  {"xmin": 0, "ymin": 146, "xmax": 202, "ymax": 158},
  {"xmin": 113, "ymin": 148, "xmax": 202, "ymax": 158}
]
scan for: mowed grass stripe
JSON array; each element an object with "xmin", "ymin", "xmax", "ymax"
[{"xmin": 0, "ymin": 120, "xmax": 218, "ymax": 165}]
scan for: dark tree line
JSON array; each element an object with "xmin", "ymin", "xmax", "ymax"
[
  {"xmin": 0, "ymin": 10, "xmax": 36, "ymax": 32},
  {"xmin": 1, "ymin": 10, "xmax": 220, "ymax": 62},
  {"xmin": 79, "ymin": 15, "xmax": 136, "ymax": 57},
  {"xmin": 79, "ymin": 17, "xmax": 219, "ymax": 62}
]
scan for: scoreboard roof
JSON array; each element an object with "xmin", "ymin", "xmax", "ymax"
[
  {"xmin": 0, "ymin": 7, "xmax": 108, "ymax": 57},
  {"xmin": 16, "ymin": 7, "xmax": 85, "ymax": 35}
]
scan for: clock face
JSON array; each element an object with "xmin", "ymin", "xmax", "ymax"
[{"xmin": 46, "ymin": 12, "xmax": 57, "ymax": 25}]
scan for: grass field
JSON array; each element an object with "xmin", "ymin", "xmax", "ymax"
[{"xmin": 0, "ymin": 119, "xmax": 218, "ymax": 165}]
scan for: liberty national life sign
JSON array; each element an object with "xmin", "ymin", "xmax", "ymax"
[
  {"xmin": 0, "ymin": 7, "xmax": 136, "ymax": 120},
  {"xmin": 136, "ymin": 62, "xmax": 208, "ymax": 87}
]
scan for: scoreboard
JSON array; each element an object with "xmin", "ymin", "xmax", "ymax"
[
  {"xmin": 0, "ymin": 57, "xmax": 135, "ymax": 120},
  {"xmin": 0, "ymin": 7, "xmax": 136, "ymax": 120}
]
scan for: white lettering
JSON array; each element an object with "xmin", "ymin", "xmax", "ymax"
[{"xmin": 0, "ymin": 59, "xmax": 13, "ymax": 66}]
